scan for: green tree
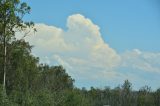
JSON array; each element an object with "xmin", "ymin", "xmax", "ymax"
[
  {"xmin": 63, "ymin": 89, "xmax": 91, "ymax": 106},
  {"xmin": 0, "ymin": 0, "xmax": 35, "ymax": 90},
  {"xmin": 111, "ymin": 86, "xmax": 121, "ymax": 106},
  {"xmin": 154, "ymin": 88, "xmax": 160, "ymax": 106},
  {"xmin": 0, "ymin": 84, "xmax": 10, "ymax": 106},
  {"xmin": 0, "ymin": 40, "xmax": 39, "ymax": 105},
  {"xmin": 137, "ymin": 86, "xmax": 154, "ymax": 106},
  {"xmin": 39, "ymin": 65, "xmax": 74, "ymax": 91},
  {"xmin": 121, "ymin": 80, "xmax": 132, "ymax": 106}
]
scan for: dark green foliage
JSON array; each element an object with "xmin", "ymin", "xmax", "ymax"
[
  {"xmin": 81, "ymin": 81, "xmax": 159, "ymax": 106},
  {"xmin": 137, "ymin": 86, "xmax": 154, "ymax": 106},
  {"xmin": 121, "ymin": 80, "xmax": 132, "ymax": 106},
  {"xmin": 0, "ymin": 85, "xmax": 10, "ymax": 106},
  {"xmin": 154, "ymin": 88, "xmax": 160, "ymax": 106},
  {"xmin": 0, "ymin": 0, "xmax": 36, "ymax": 92},
  {"xmin": 0, "ymin": 40, "xmax": 88, "ymax": 105},
  {"xmin": 62, "ymin": 89, "xmax": 90, "ymax": 106}
]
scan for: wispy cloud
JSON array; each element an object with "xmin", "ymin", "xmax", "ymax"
[{"xmin": 121, "ymin": 49, "xmax": 160, "ymax": 73}]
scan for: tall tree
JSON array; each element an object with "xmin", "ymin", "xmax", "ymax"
[
  {"xmin": 121, "ymin": 80, "xmax": 132, "ymax": 106},
  {"xmin": 137, "ymin": 86, "xmax": 154, "ymax": 106},
  {"xmin": 154, "ymin": 88, "xmax": 160, "ymax": 106},
  {"xmin": 0, "ymin": 0, "xmax": 34, "ymax": 89}
]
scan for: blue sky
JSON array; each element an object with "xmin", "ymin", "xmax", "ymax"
[
  {"xmin": 22, "ymin": 0, "xmax": 160, "ymax": 90},
  {"xmin": 24, "ymin": 0, "xmax": 160, "ymax": 52}
]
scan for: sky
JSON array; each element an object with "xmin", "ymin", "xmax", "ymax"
[{"xmin": 21, "ymin": 0, "xmax": 160, "ymax": 90}]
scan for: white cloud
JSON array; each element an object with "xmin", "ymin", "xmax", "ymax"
[
  {"xmin": 41, "ymin": 56, "xmax": 51, "ymax": 65},
  {"xmin": 25, "ymin": 14, "xmax": 120, "ymax": 70},
  {"xmin": 121, "ymin": 49, "xmax": 160, "ymax": 73},
  {"xmin": 52, "ymin": 54, "xmax": 73, "ymax": 70},
  {"xmin": 20, "ymin": 14, "xmax": 160, "ymax": 88}
]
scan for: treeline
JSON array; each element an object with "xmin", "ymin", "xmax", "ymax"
[
  {"xmin": 0, "ymin": 40, "xmax": 160, "ymax": 106},
  {"xmin": 0, "ymin": 0, "xmax": 160, "ymax": 106},
  {"xmin": 81, "ymin": 81, "xmax": 160, "ymax": 106},
  {"xmin": 0, "ymin": 40, "xmax": 89, "ymax": 106}
]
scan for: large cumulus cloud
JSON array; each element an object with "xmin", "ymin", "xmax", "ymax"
[{"xmin": 18, "ymin": 14, "xmax": 160, "ymax": 89}]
